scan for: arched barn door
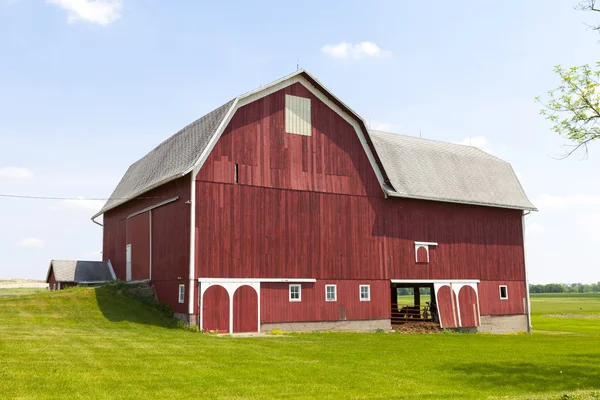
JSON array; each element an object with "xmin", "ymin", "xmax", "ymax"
[
  {"xmin": 436, "ymin": 285, "xmax": 458, "ymax": 328},
  {"xmin": 233, "ymin": 285, "xmax": 258, "ymax": 333},
  {"xmin": 458, "ymin": 286, "xmax": 480, "ymax": 327},
  {"xmin": 202, "ymin": 285, "xmax": 229, "ymax": 333}
]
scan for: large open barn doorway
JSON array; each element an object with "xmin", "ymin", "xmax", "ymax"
[{"xmin": 390, "ymin": 283, "xmax": 439, "ymax": 327}]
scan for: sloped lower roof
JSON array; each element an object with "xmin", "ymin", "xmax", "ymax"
[
  {"xmin": 47, "ymin": 260, "xmax": 115, "ymax": 283},
  {"xmin": 369, "ymin": 130, "xmax": 536, "ymax": 211},
  {"xmin": 96, "ymin": 99, "xmax": 235, "ymax": 216}
]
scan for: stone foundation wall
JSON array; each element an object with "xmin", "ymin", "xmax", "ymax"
[
  {"xmin": 261, "ymin": 319, "xmax": 392, "ymax": 332},
  {"xmin": 478, "ymin": 314, "xmax": 528, "ymax": 334}
]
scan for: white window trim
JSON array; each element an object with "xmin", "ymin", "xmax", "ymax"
[
  {"xmin": 499, "ymin": 285, "xmax": 508, "ymax": 300},
  {"xmin": 289, "ymin": 284, "xmax": 301, "ymax": 302},
  {"xmin": 414, "ymin": 241, "xmax": 438, "ymax": 263},
  {"xmin": 178, "ymin": 284, "xmax": 185, "ymax": 304},
  {"xmin": 325, "ymin": 284, "xmax": 337, "ymax": 302},
  {"xmin": 359, "ymin": 285, "xmax": 371, "ymax": 302}
]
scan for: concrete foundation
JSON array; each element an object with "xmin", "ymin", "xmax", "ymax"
[
  {"xmin": 173, "ymin": 313, "xmax": 198, "ymax": 326},
  {"xmin": 261, "ymin": 319, "xmax": 392, "ymax": 332},
  {"xmin": 478, "ymin": 314, "xmax": 528, "ymax": 334}
]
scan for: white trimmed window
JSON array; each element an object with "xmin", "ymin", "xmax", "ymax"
[
  {"xmin": 285, "ymin": 94, "xmax": 312, "ymax": 136},
  {"xmin": 499, "ymin": 285, "xmax": 508, "ymax": 300},
  {"xmin": 178, "ymin": 284, "xmax": 185, "ymax": 303},
  {"xmin": 289, "ymin": 284, "xmax": 301, "ymax": 302},
  {"xmin": 325, "ymin": 285, "xmax": 337, "ymax": 302},
  {"xmin": 360, "ymin": 285, "xmax": 370, "ymax": 301}
]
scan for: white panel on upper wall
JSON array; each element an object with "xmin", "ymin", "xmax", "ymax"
[{"xmin": 285, "ymin": 94, "xmax": 312, "ymax": 136}]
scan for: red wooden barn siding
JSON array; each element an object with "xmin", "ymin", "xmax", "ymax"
[
  {"xmin": 195, "ymin": 82, "xmax": 382, "ymax": 197},
  {"xmin": 47, "ymin": 269, "xmax": 57, "ymax": 290},
  {"xmin": 125, "ymin": 212, "xmax": 150, "ymax": 281},
  {"xmin": 260, "ymin": 280, "xmax": 389, "ymax": 323},
  {"xmin": 478, "ymin": 280, "xmax": 526, "ymax": 316},
  {"xmin": 195, "ymin": 182, "xmax": 525, "ymax": 282},
  {"xmin": 102, "ymin": 175, "xmax": 191, "ymax": 314},
  {"xmin": 202, "ymin": 285, "xmax": 229, "ymax": 333},
  {"xmin": 436, "ymin": 286, "xmax": 458, "ymax": 328},
  {"xmin": 233, "ymin": 285, "xmax": 259, "ymax": 332},
  {"xmin": 458, "ymin": 286, "xmax": 480, "ymax": 327}
]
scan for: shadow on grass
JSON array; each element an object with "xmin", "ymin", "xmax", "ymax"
[
  {"xmin": 450, "ymin": 360, "xmax": 600, "ymax": 394},
  {"xmin": 94, "ymin": 286, "xmax": 179, "ymax": 329}
]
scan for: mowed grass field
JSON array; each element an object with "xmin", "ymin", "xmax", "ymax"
[{"xmin": 0, "ymin": 289, "xmax": 599, "ymax": 399}]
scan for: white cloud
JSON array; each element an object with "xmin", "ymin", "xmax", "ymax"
[
  {"xmin": 47, "ymin": 0, "xmax": 122, "ymax": 26},
  {"xmin": 50, "ymin": 197, "xmax": 105, "ymax": 213},
  {"xmin": 526, "ymin": 222, "xmax": 546, "ymax": 236},
  {"xmin": 369, "ymin": 121, "xmax": 401, "ymax": 132},
  {"xmin": 321, "ymin": 41, "xmax": 391, "ymax": 60},
  {"xmin": 455, "ymin": 136, "xmax": 492, "ymax": 153},
  {"xmin": 0, "ymin": 166, "xmax": 33, "ymax": 180},
  {"xmin": 18, "ymin": 238, "xmax": 45, "ymax": 248},
  {"xmin": 534, "ymin": 193, "xmax": 600, "ymax": 211}
]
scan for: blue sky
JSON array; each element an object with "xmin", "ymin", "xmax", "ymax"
[{"xmin": 0, "ymin": 0, "xmax": 598, "ymax": 283}]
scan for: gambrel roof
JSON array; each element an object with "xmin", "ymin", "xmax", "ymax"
[
  {"xmin": 47, "ymin": 260, "xmax": 116, "ymax": 283},
  {"xmin": 93, "ymin": 69, "xmax": 536, "ymax": 220}
]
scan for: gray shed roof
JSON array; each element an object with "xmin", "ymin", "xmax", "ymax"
[
  {"xmin": 369, "ymin": 130, "xmax": 537, "ymax": 211},
  {"xmin": 47, "ymin": 260, "xmax": 115, "ymax": 283}
]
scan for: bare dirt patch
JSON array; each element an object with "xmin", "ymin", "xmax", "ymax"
[
  {"xmin": 542, "ymin": 313, "xmax": 600, "ymax": 319},
  {"xmin": 393, "ymin": 322, "xmax": 442, "ymax": 334}
]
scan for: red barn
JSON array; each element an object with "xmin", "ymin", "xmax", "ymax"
[{"xmin": 92, "ymin": 70, "xmax": 536, "ymax": 334}]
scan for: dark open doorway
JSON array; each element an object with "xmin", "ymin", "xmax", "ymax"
[{"xmin": 390, "ymin": 283, "xmax": 439, "ymax": 326}]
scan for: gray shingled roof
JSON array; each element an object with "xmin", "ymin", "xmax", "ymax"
[
  {"xmin": 369, "ymin": 130, "xmax": 536, "ymax": 210},
  {"xmin": 94, "ymin": 99, "xmax": 235, "ymax": 217},
  {"xmin": 48, "ymin": 260, "xmax": 115, "ymax": 283}
]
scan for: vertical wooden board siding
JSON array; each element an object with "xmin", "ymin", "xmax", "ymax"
[
  {"xmin": 260, "ymin": 280, "xmax": 389, "ymax": 323},
  {"xmin": 233, "ymin": 285, "xmax": 259, "ymax": 332},
  {"xmin": 195, "ymin": 82, "xmax": 382, "ymax": 197},
  {"xmin": 478, "ymin": 280, "xmax": 526, "ymax": 316},
  {"xmin": 125, "ymin": 212, "xmax": 150, "ymax": 281},
  {"xmin": 151, "ymin": 202, "xmax": 190, "ymax": 282},
  {"xmin": 458, "ymin": 286, "xmax": 479, "ymax": 327},
  {"xmin": 102, "ymin": 174, "xmax": 191, "ymax": 313},
  {"xmin": 195, "ymin": 181, "xmax": 526, "ymax": 282},
  {"xmin": 202, "ymin": 285, "xmax": 230, "ymax": 333},
  {"xmin": 47, "ymin": 269, "xmax": 56, "ymax": 290},
  {"xmin": 153, "ymin": 281, "xmax": 187, "ymax": 314},
  {"xmin": 437, "ymin": 285, "xmax": 458, "ymax": 328}
]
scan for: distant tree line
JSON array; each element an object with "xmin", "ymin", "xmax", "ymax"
[{"xmin": 529, "ymin": 282, "xmax": 600, "ymax": 293}]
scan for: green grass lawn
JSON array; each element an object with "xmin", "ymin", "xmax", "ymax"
[
  {"xmin": 0, "ymin": 289, "xmax": 599, "ymax": 399},
  {"xmin": 0, "ymin": 287, "xmax": 47, "ymax": 297}
]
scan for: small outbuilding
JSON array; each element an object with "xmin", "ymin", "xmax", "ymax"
[{"xmin": 46, "ymin": 260, "xmax": 116, "ymax": 290}]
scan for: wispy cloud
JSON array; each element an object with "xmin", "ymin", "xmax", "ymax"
[
  {"xmin": 321, "ymin": 41, "xmax": 391, "ymax": 60},
  {"xmin": 534, "ymin": 193, "xmax": 600, "ymax": 211},
  {"xmin": 455, "ymin": 136, "xmax": 492, "ymax": 153},
  {"xmin": 369, "ymin": 121, "xmax": 401, "ymax": 132},
  {"xmin": 47, "ymin": 0, "xmax": 122, "ymax": 26},
  {"xmin": 0, "ymin": 166, "xmax": 34, "ymax": 180},
  {"xmin": 18, "ymin": 237, "xmax": 45, "ymax": 248},
  {"xmin": 49, "ymin": 197, "xmax": 105, "ymax": 213}
]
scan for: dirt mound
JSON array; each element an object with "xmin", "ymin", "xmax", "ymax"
[{"xmin": 393, "ymin": 322, "xmax": 442, "ymax": 334}]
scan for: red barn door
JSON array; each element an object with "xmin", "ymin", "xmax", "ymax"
[
  {"xmin": 436, "ymin": 285, "xmax": 458, "ymax": 328},
  {"xmin": 458, "ymin": 286, "xmax": 480, "ymax": 327},
  {"xmin": 233, "ymin": 285, "xmax": 258, "ymax": 333},
  {"xmin": 202, "ymin": 285, "xmax": 230, "ymax": 333}
]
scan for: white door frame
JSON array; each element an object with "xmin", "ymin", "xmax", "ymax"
[{"xmin": 125, "ymin": 244, "xmax": 132, "ymax": 281}]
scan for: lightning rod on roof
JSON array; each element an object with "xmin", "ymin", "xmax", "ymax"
[
  {"xmin": 297, "ymin": 58, "xmax": 299, "ymax": 71},
  {"xmin": 419, "ymin": 128, "xmax": 422, "ymax": 138}
]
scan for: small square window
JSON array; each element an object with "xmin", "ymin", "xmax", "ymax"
[
  {"xmin": 499, "ymin": 285, "xmax": 508, "ymax": 300},
  {"xmin": 359, "ymin": 285, "xmax": 370, "ymax": 301},
  {"xmin": 325, "ymin": 285, "xmax": 337, "ymax": 302},
  {"xmin": 289, "ymin": 284, "xmax": 301, "ymax": 302},
  {"xmin": 178, "ymin": 284, "xmax": 185, "ymax": 304}
]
